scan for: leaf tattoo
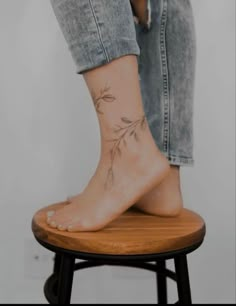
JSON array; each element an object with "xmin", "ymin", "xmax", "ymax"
[
  {"xmin": 91, "ymin": 84, "xmax": 116, "ymax": 114},
  {"xmin": 121, "ymin": 117, "xmax": 132, "ymax": 124},
  {"xmin": 104, "ymin": 114, "xmax": 147, "ymax": 189}
]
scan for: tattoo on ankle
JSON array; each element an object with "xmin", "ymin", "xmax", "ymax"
[
  {"xmin": 104, "ymin": 114, "xmax": 147, "ymax": 189},
  {"xmin": 91, "ymin": 84, "xmax": 116, "ymax": 114}
]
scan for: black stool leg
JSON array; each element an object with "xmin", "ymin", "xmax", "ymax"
[
  {"xmin": 53, "ymin": 253, "xmax": 62, "ymax": 275},
  {"xmin": 156, "ymin": 260, "xmax": 167, "ymax": 304},
  {"xmin": 174, "ymin": 255, "xmax": 192, "ymax": 304},
  {"xmin": 58, "ymin": 254, "xmax": 75, "ymax": 304}
]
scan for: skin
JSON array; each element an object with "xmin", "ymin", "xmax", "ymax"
[
  {"xmin": 134, "ymin": 165, "xmax": 183, "ymax": 217},
  {"xmin": 67, "ymin": 165, "xmax": 183, "ymax": 218},
  {"xmin": 65, "ymin": 1, "xmax": 184, "ymax": 218},
  {"xmin": 46, "ymin": 55, "xmax": 171, "ymax": 232},
  {"xmin": 130, "ymin": 0, "xmax": 149, "ymax": 27}
]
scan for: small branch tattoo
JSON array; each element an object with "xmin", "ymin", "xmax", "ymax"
[
  {"xmin": 104, "ymin": 114, "xmax": 147, "ymax": 189},
  {"xmin": 91, "ymin": 84, "xmax": 116, "ymax": 114}
]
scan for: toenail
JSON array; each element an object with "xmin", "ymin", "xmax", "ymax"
[
  {"xmin": 50, "ymin": 221, "xmax": 56, "ymax": 227},
  {"xmin": 67, "ymin": 225, "xmax": 73, "ymax": 231},
  {"xmin": 57, "ymin": 225, "xmax": 64, "ymax": 230},
  {"xmin": 47, "ymin": 217, "xmax": 51, "ymax": 223},
  {"xmin": 47, "ymin": 211, "xmax": 55, "ymax": 217}
]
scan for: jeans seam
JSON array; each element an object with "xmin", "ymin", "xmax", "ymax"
[
  {"xmin": 160, "ymin": 0, "xmax": 170, "ymax": 154},
  {"xmin": 88, "ymin": 0, "xmax": 110, "ymax": 62}
]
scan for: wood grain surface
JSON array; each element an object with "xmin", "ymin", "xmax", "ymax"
[{"xmin": 32, "ymin": 201, "xmax": 205, "ymax": 255}]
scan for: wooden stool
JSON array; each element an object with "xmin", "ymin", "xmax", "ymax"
[{"xmin": 32, "ymin": 201, "xmax": 206, "ymax": 304}]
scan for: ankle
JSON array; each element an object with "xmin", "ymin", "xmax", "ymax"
[{"xmin": 100, "ymin": 116, "xmax": 157, "ymax": 157}]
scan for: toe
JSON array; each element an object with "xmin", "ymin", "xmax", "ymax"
[
  {"xmin": 67, "ymin": 224, "xmax": 80, "ymax": 232},
  {"xmin": 66, "ymin": 218, "xmax": 95, "ymax": 232},
  {"xmin": 67, "ymin": 224, "xmax": 75, "ymax": 232},
  {"xmin": 57, "ymin": 223, "xmax": 67, "ymax": 231},
  {"xmin": 49, "ymin": 208, "xmax": 74, "ymax": 229},
  {"xmin": 47, "ymin": 210, "xmax": 55, "ymax": 217},
  {"xmin": 49, "ymin": 220, "xmax": 57, "ymax": 228},
  {"xmin": 65, "ymin": 218, "xmax": 83, "ymax": 232},
  {"xmin": 56, "ymin": 218, "xmax": 75, "ymax": 231},
  {"xmin": 52, "ymin": 213, "xmax": 72, "ymax": 228},
  {"xmin": 67, "ymin": 223, "xmax": 90, "ymax": 232},
  {"xmin": 47, "ymin": 217, "xmax": 51, "ymax": 225},
  {"xmin": 46, "ymin": 211, "xmax": 55, "ymax": 225}
]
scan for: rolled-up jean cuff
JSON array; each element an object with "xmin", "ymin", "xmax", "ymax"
[
  {"xmin": 163, "ymin": 152, "xmax": 194, "ymax": 167},
  {"xmin": 73, "ymin": 39, "xmax": 140, "ymax": 74}
]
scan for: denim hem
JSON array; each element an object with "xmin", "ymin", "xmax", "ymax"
[
  {"xmin": 162, "ymin": 152, "xmax": 194, "ymax": 167},
  {"xmin": 76, "ymin": 38, "xmax": 140, "ymax": 74}
]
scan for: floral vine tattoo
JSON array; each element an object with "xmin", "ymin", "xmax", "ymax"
[
  {"xmin": 91, "ymin": 84, "xmax": 116, "ymax": 114},
  {"xmin": 104, "ymin": 114, "xmax": 147, "ymax": 189}
]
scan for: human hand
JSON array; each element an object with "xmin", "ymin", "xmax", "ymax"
[{"xmin": 130, "ymin": 0, "xmax": 149, "ymax": 27}]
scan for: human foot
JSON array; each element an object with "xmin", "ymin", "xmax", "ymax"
[
  {"xmin": 67, "ymin": 165, "xmax": 183, "ymax": 218},
  {"xmin": 47, "ymin": 124, "xmax": 170, "ymax": 231},
  {"xmin": 134, "ymin": 165, "xmax": 183, "ymax": 217}
]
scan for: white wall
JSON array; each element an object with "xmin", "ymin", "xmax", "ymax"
[{"xmin": 0, "ymin": 0, "xmax": 235, "ymax": 303}]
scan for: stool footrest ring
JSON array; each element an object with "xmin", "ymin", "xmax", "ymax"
[
  {"xmin": 44, "ymin": 260, "xmax": 178, "ymax": 304},
  {"xmin": 74, "ymin": 260, "xmax": 177, "ymax": 281},
  {"xmin": 44, "ymin": 274, "xmax": 59, "ymax": 304}
]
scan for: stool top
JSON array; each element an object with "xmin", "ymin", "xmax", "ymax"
[{"xmin": 32, "ymin": 201, "xmax": 205, "ymax": 255}]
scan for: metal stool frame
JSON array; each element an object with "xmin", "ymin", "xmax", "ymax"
[{"xmin": 35, "ymin": 237, "xmax": 204, "ymax": 304}]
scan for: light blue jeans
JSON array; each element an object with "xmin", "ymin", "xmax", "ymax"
[{"xmin": 50, "ymin": 0, "xmax": 196, "ymax": 166}]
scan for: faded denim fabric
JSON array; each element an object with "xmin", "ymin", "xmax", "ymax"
[
  {"xmin": 135, "ymin": 0, "xmax": 196, "ymax": 166},
  {"xmin": 50, "ymin": 0, "xmax": 196, "ymax": 166},
  {"xmin": 50, "ymin": 0, "xmax": 140, "ymax": 73}
]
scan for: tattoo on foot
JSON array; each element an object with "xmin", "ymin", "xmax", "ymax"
[
  {"xmin": 105, "ymin": 114, "xmax": 147, "ymax": 189},
  {"xmin": 91, "ymin": 84, "xmax": 116, "ymax": 114}
]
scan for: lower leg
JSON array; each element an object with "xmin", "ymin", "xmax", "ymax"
[{"xmin": 47, "ymin": 55, "xmax": 170, "ymax": 231}]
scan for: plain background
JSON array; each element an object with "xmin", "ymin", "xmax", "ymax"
[{"xmin": 0, "ymin": 0, "xmax": 235, "ymax": 303}]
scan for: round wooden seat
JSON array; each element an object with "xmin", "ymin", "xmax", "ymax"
[{"xmin": 32, "ymin": 201, "xmax": 205, "ymax": 255}]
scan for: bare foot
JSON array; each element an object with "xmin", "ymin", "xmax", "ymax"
[
  {"xmin": 47, "ymin": 117, "xmax": 170, "ymax": 231},
  {"xmin": 134, "ymin": 165, "xmax": 183, "ymax": 217},
  {"xmin": 67, "ymin": 165, "xmax": 183, "ymax": 218}
]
